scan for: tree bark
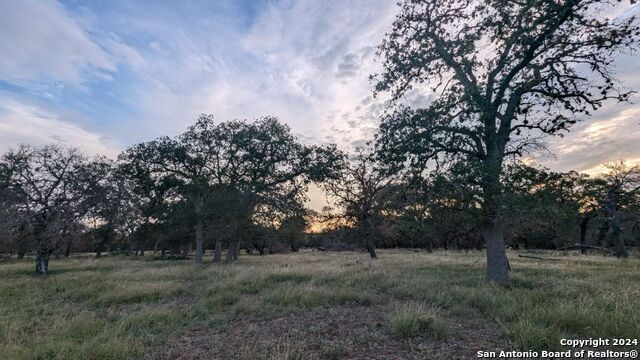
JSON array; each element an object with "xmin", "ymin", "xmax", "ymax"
[
  {"xmin": 579, "ymin": 216, "xmax": 591, "ymax": 254},
  {"xmin": 605, "ymin": 190, "xmax": 628, "ymax": 258},
  {"xmin": 366, "ymin": 237, "xmax": 377, "ymax": 258},
  {"xmin": 226, "ymin": 222, "xmax": 243, "ymax": 263},
  {"xmin": 95, "ymin": 227, "xmax": 111, "ymax": 259},
  {"xmin": 35, "ymin": 249, "xmax": 49, "ymax": 274},
  {"xmin": 362, "ymin": 220, "xmax": 377, "ymax": 259},
  {"xmin": 135, "ymin": 237, "xmax": 141, "ymax": 256},
  {"xmin": 34, "ymin": 220, "xmax": 49, "ymax": 274},
  {"xmin": 225, "ymin": 239, "xmax": 236, "ymax": 264},
  {"xmin": 182, "ymin": 244, "xmax": 188, "ymax": 256},
  {"xmin": 192, "ymin": 189, "xmax": 204, "ymax": 264},
  {"xmin": 213, "ymin": 237, "xmax": 222, "ymax": 263},
  {"xmin": 481, "ymin": 150, "xmax": 510, "ymax": 285},
  {"xmin": 64, "ymin": 239, "xmax": 72, "ymax": 258},
  {"xmin": 233, "ymin": 239, "xmax": 241, "ymax": 261},
  {"xmin": 610, "ymin": 211, "xmax": 627, "ymax": 258},
  {"xmin": 482, "ymin": 219, "xmax": 510, "ymax": 284}
]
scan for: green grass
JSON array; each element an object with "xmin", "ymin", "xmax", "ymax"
[
  {"xmin": 388, "ymin": 303, "xmax": 449, "ymax": 339},
  {"xmin": 0, "ymin": 250, "xmax": 639, "ymax": 359}
]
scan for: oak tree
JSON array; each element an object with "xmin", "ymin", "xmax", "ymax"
[{"xmin": 374, "ymin": 0, "xmax": 639, "ymax": 283}]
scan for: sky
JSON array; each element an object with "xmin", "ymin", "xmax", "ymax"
[{"xmin": 0, "ymin": 0, "xmax": 639, "ymax": 209}]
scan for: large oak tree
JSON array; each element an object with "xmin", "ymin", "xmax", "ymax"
[{"xmin": 374, "ymin": 0, "xmax": 639, "ymax": 283}]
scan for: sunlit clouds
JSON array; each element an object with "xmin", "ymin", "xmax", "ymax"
[{"xmin": 0, "ymin": 0, "xmax": 638, "ymax": 184}]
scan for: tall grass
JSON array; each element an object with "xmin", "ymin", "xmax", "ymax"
[{"xmin": 0, "ymin": 250, "xmax": 638, "ymax": 358}]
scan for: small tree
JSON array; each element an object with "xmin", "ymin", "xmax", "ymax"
[
  {"xmin": 118, "ymin": 149, "xmax": 178, "ymax": 256},
  {"xmin": 206, "ymin": 117, "xmax": 341, "ymax": 263},
  {"xmin": 600, "ymin": 161, "xmax": 640, "ymax": 257},
  {"xmin": 83, "ymin": 158, "xmax": 137, "ymax": 258},
  {"xmin": 3, "ymin": 145, "xmax": 93, "ymax": 274},
  {"xmin": 374, "ymin": 0, "xmax": 639, "ymax": 283},
  {"xmin": 124, "ymin": 117, "xmax": 219, "ymax": 264},
  {"xmin": 322, "ymin": 150, "xmax": 394, "ymax": 258},
  {"xmin": 278, "ymin": 207, "xmax": 308, "ymax": 252}
]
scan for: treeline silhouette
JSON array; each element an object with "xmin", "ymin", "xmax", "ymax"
[{"xmin": 1, "ymin": 114, "xmax": 638, "ymax": 275}]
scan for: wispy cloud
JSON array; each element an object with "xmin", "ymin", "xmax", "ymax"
[
  {"xmin": 0, "ymin": 0, "xmax": 120, "ymax": 87},
  {"xmin": 0, "ymin": 0, "xmax": 638, "ymax": 180},
  {"xmin": 0, "ymin": 96, "xmax": 120, "ymax": 156}
]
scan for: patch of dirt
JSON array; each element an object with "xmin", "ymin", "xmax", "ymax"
[{"xmin": 158, "ymin": 305, "xmax": 510, "ymax": 359}]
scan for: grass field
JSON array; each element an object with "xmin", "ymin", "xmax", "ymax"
[{"xmin": 0, "ymin": 250, "xmax": 638, "ymax": 359}]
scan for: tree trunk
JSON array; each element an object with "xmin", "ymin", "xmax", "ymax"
[
  {"xmin": 605, "ymin": 190, "xmax": 628, "ymax": 258},
  {"xmin": 95, "ymin": 230, "xmax": 109, "ymax": 258},
  {"xmin": 426, "ymin": 237, "xmax": 433, "ymax": 253},
  {"xmin": 482, "ymin": 219, "xmax": 510, "ymax": 284},
  {"xmin": 95, "ymin": 239, "xmax": 110, "ymax": 257},
  {"xmin": 596, "ymin": 222, "xmax": 608, "ymax": 246},
  {"xmin": 609, "ymin": 208, "xmax": 626, "ymax": 258},
  {"xmin": 579, "ymin": 216, "xmax": 591, "ymax": 254},
  {"xmin": 213, "ymin": 238, "xmax": 222, "ymax": 263},
  {"xmin": 481, "ymin": 151, "xmax": 510, "ymax": 285},
  {"xmin": 366, "ymin": 237, "xmax": 377, "ymax": 258},
  {"xmin": 612, "ymin": 221, "xmax": 627, "ymax": 257},
  {"xmin": 192, "ymin": 189, "xmax": 204, "ymax": 265},
  {"xmin": 226, "ymin": 222, "xmax": 243, "ymax": 264},
  {"xmin": 290, "ymin": 238, "xmax": 299, "ymax": 252},
  {"xmin": 225, "ymin": 240, "xmax": 236, "ymax": 264},
  {"xmin": 64, "ymin": 239, "xmax": 72, "ymax": 258},
  {"xmin": 16, "ymin": 232, "xmax": 27, "ymax": 259},
  {"xmin": 362, "ymin": 220, "xmax": 377, "ymax": 259},
  {"xmin": 233, "ymin": 239, "xmax": 241, "ymax": 261},
  {"xmin": 135, "ymin": 237, "xmax": 141, "ymax": 256},
  {"xmin": 35, "ymin": 250, "xmax": 49, "ymax": 274}
]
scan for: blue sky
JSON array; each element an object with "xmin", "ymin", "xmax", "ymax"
[
  {"xmin": 0, "ymin": 0, "xmax": 639, "ymax": 179},
  {"xmin": 0, "ymin": 0, "xmax": 399, "ymax": 159}
]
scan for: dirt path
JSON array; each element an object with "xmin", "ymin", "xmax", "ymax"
[{"xmin": 157, "ymin": 305, "xmax": 510, "ymax": 359}]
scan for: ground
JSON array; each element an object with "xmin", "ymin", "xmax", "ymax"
[{"xmin": 0, "ymin": 250, "xmax": 638, "ymax": 359}]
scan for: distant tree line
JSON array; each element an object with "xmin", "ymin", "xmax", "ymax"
[
  {"xmin": 314, "ymin": 154, "xmax": 640, "ymax": 260},
  {"xmin": 2, "ymin": 131, "xmax": 637, "ymax": 276}
]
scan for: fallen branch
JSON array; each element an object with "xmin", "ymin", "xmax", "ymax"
[
  {"xmin": 554, "ymin": 245, "xmax": 616, "ymax": 255},
  {"xmin": 518, "ymin": 254, "xmax": 558, "ymax": 261}
]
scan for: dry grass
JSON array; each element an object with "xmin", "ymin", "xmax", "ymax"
[{"xmin": 0, "ymin": 250, "xmax": 638, "ymax": 359}]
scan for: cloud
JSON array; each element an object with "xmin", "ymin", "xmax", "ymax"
[
  {"xmin": 0, "ymin": 0, "xmax": 638, "ymax": 206},
  {"xmin": 543, "ymin": 104, "xmax": 640, "ymax": 173},
  {"xmin": 0, "ymin": 0, "xmax": 119, "ymax": 87},
  {"xmin": 107, "ymin": 0, "xmax": 398, "ymax": 149},
  {"xmin": 0, "ymin": 97, "xmax": 120, "ymax": 157},
  {"xmin": 538, "ymin": 51, "xmax": 640, "ymax": 173}
]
